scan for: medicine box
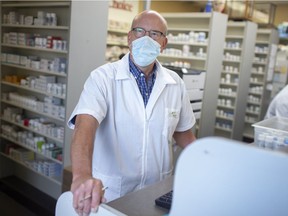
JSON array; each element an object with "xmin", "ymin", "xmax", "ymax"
[{"xmin": 252, "ymin": 116, "xmax": 288, "ymax": 151}]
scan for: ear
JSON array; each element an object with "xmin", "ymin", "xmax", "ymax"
[
  {"xmin": 127, "ymin": 31, "xmax": 133, "ymax": 49},
  {"xmin": 160, "ymin": 37, "xmax": 168, "ymax": 53}
]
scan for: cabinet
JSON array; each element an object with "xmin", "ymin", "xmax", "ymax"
[
  {"xmin": 214, "ymin": 21, "xmax": 257, "ymax": 141},
  {"xmin": 243, "ymin": 28, "xmax": 279, "ymax": 140},
  {"xmin": 160, "ymin": 12, "xmax": 228, "ymax": 138}
]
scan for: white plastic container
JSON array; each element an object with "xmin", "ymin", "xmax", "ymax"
[{"xmin": 252, "ymin": 117, "xmax": 288, "ymax": 152}]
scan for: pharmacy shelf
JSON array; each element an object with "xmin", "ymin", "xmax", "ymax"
[
  {"xmin": 106, "ymin": 28, "xmax": 128, "ymax": 45},
  {"xmin": 0, "ymin": 152, "xmax": 61, "ymax": 185},
  {"xmin": 1, "ymin": 98, "xmax": 65, "ymax": 122},
  {"xmin": 106, "ymin": 23, "xmax": 130, "ymax": 62},
  {"xmin": 1, "ymin": 44, "xmax": 68, "ymax": 54},
  {"xmin": 1, "ymin": 117, "xmax": 64, "ymax": 143},
  {"xmin": 168, "ymin": 41, "xmax": 208, "ymax": 47},
  {"xmin": 1, "ymin": 2, "xmax": 70, "ymax": 7},
  {"xmin": 243, "ymin": 28, "xmax": 279, "ymax": 140},
  {"xmin": 0, "ymin": 1, "xmax": 70, "ymax": 199},
  {"xmin": 215, "ymin": 21, "xmax": 258, "ymax": 141},
  {"xmin": 1, "ymin": 23, "xmax": 69, "ymax": 30},
  {"xmin": 1, "ymin": 62, "xmax": 67, "ymax": 77},
  {"xmin": 160, "ymin": 12, "xmax": 228, "ymax": 138},
  {"xmin": 1, "ymin": 81, "xmax": 65, "ymax": 99},
  {"xmin": 1, "ymin": 134, "xmax": 62, "ymax": 164},
  {"xmin": 160, "ymin": 54, "xmax": 206, "ymax": 61}
]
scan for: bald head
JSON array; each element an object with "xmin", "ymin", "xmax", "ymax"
[
  {"xmin": 127, "ymin": 9, "xmax": 168, "ymax": 70},
  {"xmin": 131, "ymin": 10, "xmax": 168, "ymax": 36}
]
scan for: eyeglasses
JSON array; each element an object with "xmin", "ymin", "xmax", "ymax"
[{"xmin": 132, "ymin": 27, "xmax": 165, "ymax": 40}]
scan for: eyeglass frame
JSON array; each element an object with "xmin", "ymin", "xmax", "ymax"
[{"xmin": 131, "ymin": 27, "xmax": 166, "ymax": 40}]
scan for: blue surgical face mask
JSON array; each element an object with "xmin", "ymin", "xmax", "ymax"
[{"xmin": 131, "ymin": 36, "xmax": 161, "ymax": 67}]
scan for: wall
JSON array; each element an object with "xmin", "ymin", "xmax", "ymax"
[
  {"xmin": 138, "ymin": 0, "xmax": 201, "ymax": 12},
  {"xmin": 109, "ymin": 0, "xmax": 139, "ymax": 22},
  {"xmin": 150, "ymin": 1, "xmax": 201, "ymax": 12},
  {"xmin": 274, "ymin": 4, "xmax": 288, "ymax": 26}
]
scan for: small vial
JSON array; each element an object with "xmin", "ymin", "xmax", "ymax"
[
  {"xmin": 257, "ymin": 134, "xmax": 265, "ymax": 147},
  {"xmin": 264, "ymin": 135, "xmax": 274, "ymax": 149}
]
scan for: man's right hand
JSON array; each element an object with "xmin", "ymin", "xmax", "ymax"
[{"xmin": 71, "ymin": 176, "xmax": 106, "ymax": 216}]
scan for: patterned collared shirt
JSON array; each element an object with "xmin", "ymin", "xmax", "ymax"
[{"xmin": 129, "ymin": 56, "xmax": 156, "ymax": 107}]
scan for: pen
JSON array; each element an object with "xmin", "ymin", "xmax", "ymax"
[{"xmin": 81, "ymin": 186, "xmax": 108, "ymax": 201}]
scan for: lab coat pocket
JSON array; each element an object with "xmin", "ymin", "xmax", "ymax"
[
  {"xmin": 162, "ymin": 108, "xmax": 180, "ymax": 141},
  {"xmin": 93, "ymin": 171, "xmax": 122, "ymax": 202}
]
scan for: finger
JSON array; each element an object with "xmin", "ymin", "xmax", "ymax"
[
  {"xmin": 90, "ymin": 186, "xmax": 102, "ymax": 213},
  {"xmin": 82, "ymin": 196, "xmax": 92, "ymax": 216},
  {"xmin": 73, "ymin": 184, "xmax": 85, "ymax": 209},
  {"xmin": 75, "ymin": 199, "xmax": 84, "ymax": 216},
  {"xmin": 81, "ymin": 181, "xmax": 95, "ymax": 215},
  {"xmin": 73, "ymin": 183, "xmax": 89, "ymax": 215}
]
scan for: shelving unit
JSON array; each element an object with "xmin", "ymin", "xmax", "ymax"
[
  {"xmin": 243, "ymin": 28, "xmax": 279, "ymax": 140},
  {"xmin": 0, "ymin": 1, "xmax": 70, "ymax": 198},
  {"xmin": 160, "ymin": 12, "xmax": 228, "ymax": 138},
  {"xmin": 0, "ymin": 1, "xmax": 110, "ymax": 199},
  {"xmin": 214, "ymin": 21, "xmax": 257, "ymax": 141},
  {"xmin": 106, "ymin": 20, "xmax": 129, "ymax": 62}
]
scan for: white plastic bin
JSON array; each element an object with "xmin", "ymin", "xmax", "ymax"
[{"xmin": 252, "ymin": 116, "xmax": 288, "ymax": 152}]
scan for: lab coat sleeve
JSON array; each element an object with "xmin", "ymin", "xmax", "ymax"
[
  {"xmin": 67, "ymin": 68, "xmax": 108, "ymax": 129},
  {"xmin": 175, "ymin": 80, "xmax": 196, "ymax": 132},
  {"xmin": 265, "ymin": 85, "xmax": 288, "ymax": 119},
  {"xmin": 275, "ymin": 102, "xmax": 288, "ymax": 118}
]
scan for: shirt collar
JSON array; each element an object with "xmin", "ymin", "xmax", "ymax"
[
  {"xmin": 129, "ymin": 55, "xmax": 157, "ymax": 80},
  {"xmin": 115, "ymin": 53, "xmax": 176, "ymax": 86}
]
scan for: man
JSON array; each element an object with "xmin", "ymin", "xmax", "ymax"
[
  {"xmin": 67, "ymin": 10, "xmax": 196, "ymax": 215},
  {"xmin": 265, "ymin": 85, "xmax": 288, "ymax": 119}
]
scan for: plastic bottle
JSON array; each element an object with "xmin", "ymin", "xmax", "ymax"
[{"xmin": 205, "ymin": 0, "xmax": 213, "ymax": 12}]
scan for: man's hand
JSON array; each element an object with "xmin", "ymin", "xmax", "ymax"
[{"xmin": 71, "ymin": 176, "xmax": 106, "ymax": 216}]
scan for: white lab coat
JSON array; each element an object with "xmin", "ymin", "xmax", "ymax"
[
  {"xmin": 265, "ymin": 85, "xmax": 288, "ymax": 119},
  {"xmin": 68, "ymin": 53, "xmax": 195, "ymax": 201}
]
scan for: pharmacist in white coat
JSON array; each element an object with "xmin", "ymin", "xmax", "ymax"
[
  {"xmin": 265, "ymin": 85, "xmax": 288, "ymax": 119},
  {"xmin": 67, "ymin": 10, "xmax": 196, "ymax": 215}
]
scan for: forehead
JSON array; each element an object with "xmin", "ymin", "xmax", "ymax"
[{"xmin": 133, "ymin": 13, "xmax": 166, "ymax": 32}]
